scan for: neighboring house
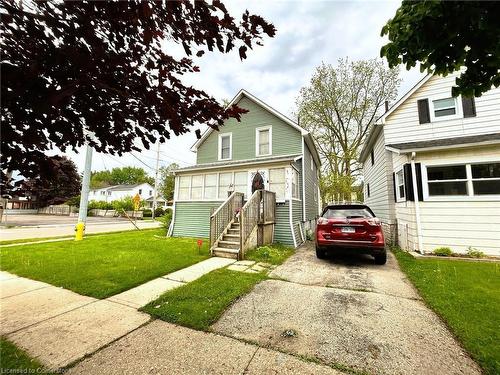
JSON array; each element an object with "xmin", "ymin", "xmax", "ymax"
[
  {"xmin": 88, "ymin": 183, "xmax": 168, "ymax": 207},
  {"xmin": 169, "ymin": 89, "xmax": 321, "ymax": 250},
  {"xmin": 360, "ymin": 71, "xmax": 500, "ymax": 256}
]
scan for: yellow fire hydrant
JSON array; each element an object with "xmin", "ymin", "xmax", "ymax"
[{"xmin": 75, "ymin": 222, "xmax": 85, "ymax": 241}]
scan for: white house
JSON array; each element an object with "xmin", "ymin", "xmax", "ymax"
[
  {"xmin": 88, "ymin": 183, "xmax": 169, "ymax": 208},
  {"xmin": 360, "ymin": 72, "xmax": 500, "ymax": 256}
]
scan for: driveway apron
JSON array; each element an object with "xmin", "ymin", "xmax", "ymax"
[{"xmin": 212, "ymin": 244, "xmax": 481, "ymax": 375}]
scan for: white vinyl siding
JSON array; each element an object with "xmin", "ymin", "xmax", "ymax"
[{"xmin": 384, "ymin": 72, "xmax": 500, "ymax": 145}]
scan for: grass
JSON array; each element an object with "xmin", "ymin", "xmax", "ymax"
[
  {"xmin": 142, "ymin": 268, "xmax": 266, "ymax": 330},
  {"xmin": 245, "ymin": 243, "xmax": 294, "ymax": 265},
  {"xmin": 0, "ymin": 338, "xmax": 52, "ymax": 374},
  {"xmin": 0, "ymin": 230, "xmax": 209, "ymax": 298},
  {"xmin": 393, "ymin": 248, "xmax": 500, "ymax": 375}
]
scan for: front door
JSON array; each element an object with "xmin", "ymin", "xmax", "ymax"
[{"xmin": 249, "ymin": 169, "xmax": 268, "ymax": 195}]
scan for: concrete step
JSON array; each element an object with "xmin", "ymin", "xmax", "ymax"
[
  {"xmin": 218, "ymin": 240, "xmax": 240, "ymax": 249},
  {"xmin": 212, "ymin": 247, "xmax": 239, "ymax": 259}
]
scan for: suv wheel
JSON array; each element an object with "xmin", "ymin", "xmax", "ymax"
[
  {"xmin": 316, "ymin": 247, "xmax": 327, "ymax": 259},
  {"xmin": 374, "ymin": 252, "xmax": 387, "ymax": 265}
]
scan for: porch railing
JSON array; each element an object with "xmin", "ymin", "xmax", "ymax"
[
  {"xmin": 240, "ymin": 190, "xmax": 276, "ymax": 257},
  {"xmin": 209, "ymin": 191, "xmax": 244, "ymax": 249}
]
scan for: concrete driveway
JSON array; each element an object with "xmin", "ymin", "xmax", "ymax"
[{"xmin": 212, "ymin": 244, "xmax": 481, "ymax": 375}]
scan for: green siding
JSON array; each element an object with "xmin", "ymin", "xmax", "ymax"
[
  {"xmin": 303, "ymin": 143, "xmax": 319, "ymax": 220},
  {"xmin": 292, "ymin": 198, "xmax": 304, "ymax": 244},
  {"xmin": 171, "ymin": 201, "xmax": 221, "ymax": 238},
  {"xmin": 274, "ymin": 201, "xmax": 294, "ymax": 246},
  {"xmin": 197, "ymin": 97, "xmax": 302, "ymax": 164}
]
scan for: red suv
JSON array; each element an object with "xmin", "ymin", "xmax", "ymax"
[{"xmin": 315, "ymin": 204, "xmax": 386, "ymax": 264}]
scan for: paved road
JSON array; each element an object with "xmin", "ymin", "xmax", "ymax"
[
  {"xmin": 212, "ymin": 244, "xmax": 481, "ymax": 375},
  {"xmin": 0, "ymin": 217, "xmax": 161, "ymax": 241}
]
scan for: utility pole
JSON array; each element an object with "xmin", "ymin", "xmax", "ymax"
[
  {"xmin": 152, "ymin": 140, "xmax": 160, "ymax": 220},
  {"xmin": 75, "ymin": 143, "xmax": 93, "ymax": 240}
]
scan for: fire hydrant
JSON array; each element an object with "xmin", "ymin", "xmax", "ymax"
[{"xmin": 75, "ymin": 222, "xmax": 85, "ymax": 241}]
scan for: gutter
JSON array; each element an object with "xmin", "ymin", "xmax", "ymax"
[{"xmin": 410, "ymin": 152, "xmax": 424, "ymax": 253}]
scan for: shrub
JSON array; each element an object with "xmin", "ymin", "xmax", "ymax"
[
  {"xmin": 158, "ymin": 210, "xmax": 173, "ymax": 234},
  {"xmin": 87, "ymin": 200, "xmax": 113, "ymax": 210},
  {"xmin": 305, "ymin": 229, "xmax": 313, "ymax": 241},
  {"xmin": 112, "ymin": 197, "xmax": 134, "ymax": 211},
  {"xmin": 467, "ymin": 246, "xmax": 485, "ymax": 258},
  {"xmin": 65, "ymin": 195, "xmax": 80, "ymax": 207},
  {"xmin": 433, "ymin": 247, "xmax": 453, "ymax": 256},
  {"xmin": 143, "ymin": 209, "xmax": 152, "ymax": 218},
  {"xmin": 154, "ymin": 207, "xmax": 165, "ymax": 217}
]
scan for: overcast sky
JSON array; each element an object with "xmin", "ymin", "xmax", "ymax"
[{"xmin": 64, "ymin": 0, "xmax": 424, "ymax": 174}]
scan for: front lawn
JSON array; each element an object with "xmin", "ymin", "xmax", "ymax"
[
  {"xmin": 393, "ymin": 249, "xmax": 500, "ymax": 375},
  {"xmin": 245, "ymin": 243, "xmax": 294, "ymax": 265},
  {"xmin": 0, "ymin": 230, "xmax": 209, "ymax": 299},
  {"xmin": 142, "ymin": 268, "xmax": 266, "ymax": 330},
  {"xmin": 1, "ymin": 338, "xmax": 51, "ymax": 374}
]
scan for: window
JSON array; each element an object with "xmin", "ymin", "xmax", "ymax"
[
  {"xmin": 323, "ymin": 207, "xmax": 374, "ymax": 219},
  {"xmin": 395, "ymin": 169, "xmax": 405, "ymax": 201},
  {"xmin": 431, "ymin": 97, "xmax": 458, "ymax": 120},
  {"xmin": 218, "ymin": 173, "xmax": 233, "ymax": 199},
  {"xmin": 149, "ymin": 190, "xmax": 152, "ymax": 196},
  {"xmin": 204, "ymin": 174, "xmax": 217, "ymax": 199},
  {"xmin": 191, "ymin": 175, "xmax": 203, "ymax": 199},
  {"xmin": 471, "ymin": 163, "xmax": 500, "ymax": 195},
  {"xmin": 366, "ymin": 183, "xmax": 370, "ymax": 198},
  {"xmin": 427, "ymin": 165, "xmax": 467, "ymax": 196},
  {"xmin": 234, "ymin": 171, "xmax": 247, "ymax": 198},
  {"xmin": 370, "ymin": 149, "xmax": 374, "ymax": 166},
  {"xmin": 292, "ymin": 169, "xmax": 299, "ymax": 198},
  {"xmin": 139, "ymin": 189, "xmax": 142, "ymax": 195},
  {"xmin": 178, "ymin": 176, "xmax": 190, "ymax": 200},
  {"xmin": 256, "ymin": 127, "xmax": 272, "ymax": 156},
  {"xmin": 108, "ymin": 191, "xmax": 111, "ymax": 196},
  {"xmin": 218, "ymin": 133, "xmax": 232, "ymax": 160},
  {"xmin": 269, "ymin": 168, "xmax": 285, "ymax": 200}
]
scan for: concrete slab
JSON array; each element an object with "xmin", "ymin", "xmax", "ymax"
[
  {"xmin": 256, "ymin": 262, "xmax": 273, "ymax": 268},
  {"xmin": 164, "ymin": 257, "xmax": 235, "ymax": 283},
  {"xmin": 247, "ymin": 347, "xmax": 343, "ymax": 375},
  {"xmin": 8, "ymin": 300, "xmax": 149, "ymax": 370},
  {"xmin": 66, "ymin": 320, "xmax": 256, "ymax": 375},
  {"xmin": 270, "ymin": 244, "xmax": 420, "ymax": 300},
  {"xmin": 107, "ymin": 278, "xmax": 184, "ymax": 308},
  {"xmin": 0, "ymin": 271, "xmax": 19, "ymax": 281},
  {"xmin": 0, "ymin": 276, "xmax": 50, "ymax": 299},
  {"xmin": 213, "ymin": 279, "xmax": 481, "ymax": 375},
  {"xmin": 227, "ymin": 264, "xmax": 250, "ymax": 272},
  {"xmin": 234, "ymin": 260, "xmax": 256, "ymax": 266},
  {"xmin": 250, "ymin": 264, "xmax": 267, "ymax": 272},
  {"xmin": 244, "ymin": 268, "xmax": 260, "ymax": 273},
  {"xmin": 1, "ymin": 286, "xmax": 95, "ymax": 335}
]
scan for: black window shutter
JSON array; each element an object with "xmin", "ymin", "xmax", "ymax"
[
  {"xmin": 417, "ymin": 99, "xmax": 430, "ymax": 124},
  {"xmin": 462, "ymin": 96, "xmax": 476, "ymax": 118},
  {"xmin": 404, "ymin": 164, "xmax": 414, "ymax": 201},
  {"xmin": 415, "ymin": 163, "xmax": 424, "ymax": 201},
  {"xmin": 392, "ymin": 172, "xmax": 397, "ymax": 202}
]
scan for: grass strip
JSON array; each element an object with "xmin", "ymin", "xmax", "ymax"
[
  {"xmin": 0, "ymin": 337, "xmax": 52, "ymax": 374},
  {"xmin": 245, "ymin": 243, "xmax": 294, "ymax": 265}
]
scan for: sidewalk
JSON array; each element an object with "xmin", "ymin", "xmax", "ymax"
[{"xmin": 0, "ymin": 257, "xmax": 235, "ymax": 370}]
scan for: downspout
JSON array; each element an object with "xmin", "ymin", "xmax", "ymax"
[{"xmin": 410, "ymin": 152, "xmax": 424, "ymax": 253}]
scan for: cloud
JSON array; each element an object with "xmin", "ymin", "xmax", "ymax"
[{"xmin": 65, "ymin": 0, "xmax": 425, "ymax": 174}]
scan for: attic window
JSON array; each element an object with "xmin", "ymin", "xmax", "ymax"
[
  {"xmin": 218, "ymin": 133, "xmax": 232, "ymax": 160},
  {"xmin": 256, "ymin": 126, "xmax": 272, "ymax": 156},
  {"xmin": 432, "ymin": 97, "xmax": 457, "ymax": 118}
]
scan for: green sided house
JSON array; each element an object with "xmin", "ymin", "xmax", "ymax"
[{"xmin": 169, "ymin": 89, "xmax": 321, "ymax": 258}]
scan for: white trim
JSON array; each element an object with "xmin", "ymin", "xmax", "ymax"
[
  {"xmin": 218, "ymin": 133, "xmax": 232, "ymax": 161},
  {"xmin": 255, "ymin": 125, "xmax": 272, "ymax": 157},
  {"xmin": 429, "ymin": 94, "xmax": 462, "ymax": 123},
  {"xmin": 167, "ymin": 201, "xmax": 176, "ymax": 237},
  {"xmin": 191, "ymin": 89, "xmax": 308, "ymax": 152},
  {"xmin": 301, "ymin": 138, "xmax": 306, "ymax": 221},
  {"xmin": 379, "ymin": 74, "xmax": 433, "ymax": 124},
  {"xmin": 386, "ymin": 139, "xmax": 500, "ymax": 155},
  {"xmin": 289, "ymin": 198, "xmax": 297, "ymax": 248}
]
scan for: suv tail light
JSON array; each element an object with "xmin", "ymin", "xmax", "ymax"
[
  {"xmin": 317, "ymin": 217, "xmax": 329, "ymax": 225},
  {"xmin": 367, "ymin": 218, "xmax": 381, "ymax": 226}
]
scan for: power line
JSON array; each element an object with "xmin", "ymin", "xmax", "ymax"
[{"xmin": 129, "ymin": 152, "xmax": 156, "ymax": 171}]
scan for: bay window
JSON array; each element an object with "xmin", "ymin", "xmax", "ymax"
[{"xmin": 269, "ymin": 168, "xmax": 285, "ymax": 200}]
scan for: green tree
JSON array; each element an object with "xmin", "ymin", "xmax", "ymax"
[
  {"xmin": 90, "ymin": 167, "xmax": 154, "ymax": 188},
  {"xmin": 381, "ymin": 1, "xmax": 500, "ymax": 97},
  {"xmin": 297, "ymin": 58, "xmax": 400, "ymax": 202},
  {"xmin": 159, "ymin": 163, "xmax": 179, "ymax": 201}
]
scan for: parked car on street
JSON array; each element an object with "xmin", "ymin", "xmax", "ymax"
[{"xmin": 315, "ymin": 204, "xmax": 386, "ymax": 264}]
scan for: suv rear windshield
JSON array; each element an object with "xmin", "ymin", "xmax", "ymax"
[{"xmin": 322, "ymin": 206, "xmax": 374, "ymax": 219}]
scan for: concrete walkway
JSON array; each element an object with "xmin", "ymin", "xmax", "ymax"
[{"xmin": 0, "ymin": 257, "xmax": 235, "ymax": 370}]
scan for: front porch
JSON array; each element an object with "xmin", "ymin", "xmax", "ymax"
[{"xmin": 209, "ymin": 190, "xmax": 276, "ymax": 259}]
